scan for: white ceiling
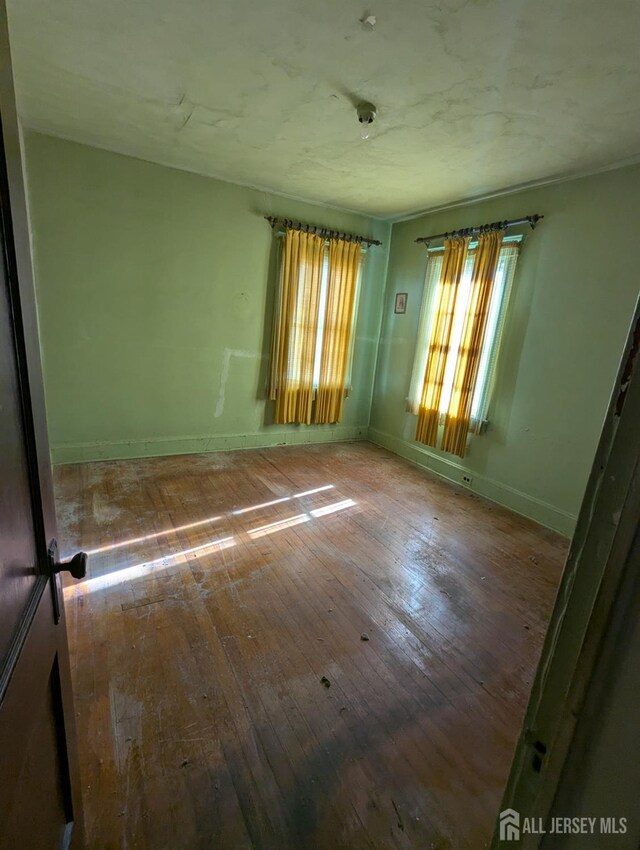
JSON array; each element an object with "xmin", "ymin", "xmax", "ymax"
[{"xmin": 7, "ymin": 0, "xmax": 640, "ymax": 218}]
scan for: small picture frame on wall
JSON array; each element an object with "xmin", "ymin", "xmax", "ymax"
[{"xmin": 394, "ymin": 292, "xmax": 408, "ymax": 314}]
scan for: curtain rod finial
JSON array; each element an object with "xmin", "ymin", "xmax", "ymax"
[{"xmin": 528, "ymin": 214, "xmax": 543, "ymax": 229}]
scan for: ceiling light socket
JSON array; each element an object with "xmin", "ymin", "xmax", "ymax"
[{"xmin": 357, "ymin": 101, "xmax": 377, "ymax": 140}]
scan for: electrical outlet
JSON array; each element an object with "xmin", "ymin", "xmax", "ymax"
[{"xmin": 462, "ymin": 474, "xmax": 473, "ymax": 486}]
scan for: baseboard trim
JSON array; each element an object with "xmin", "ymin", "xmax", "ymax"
[
  {"xmin": 51, "ymin": 424, "xmax": 576, "ymax": 535},
  {"xmin": 367, "ymin": 427, "xmax": 576, "ymax": 536},
  {"xmin": 51, "ymin": 425, "xmax": 368, "ymax": 465}
]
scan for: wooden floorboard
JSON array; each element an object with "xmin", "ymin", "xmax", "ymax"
[{"xmin": 54, "ymin": 441, "xmax": 568, "ymax": 850}]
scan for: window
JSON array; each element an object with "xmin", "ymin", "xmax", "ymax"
[
  {"xmin": 292, "ymin": 248, "xmax": 362, "ymax": 390},
  {"xmin": 269, "ymin": 230, "xmax": 364, "ymax": 425},
  {"xmin": 408, "ymin": 235, "xmax": 521, "ymax": 429},
  {"xmin": 309, "ymin": 251, "xmax": 362, "ymax": 389}
]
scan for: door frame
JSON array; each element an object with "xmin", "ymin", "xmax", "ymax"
[
  {"xmin": 493, "ymin": 295, "xmax": 640, "ymax": 846},
  {"xmin": 0, "ymin": 1, "xmax": 84, "ymax": 845}
]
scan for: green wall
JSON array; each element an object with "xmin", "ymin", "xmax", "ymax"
[
  {"xmin": 23, "ymin": 132, "xmax": 390, "ymax": 463},
  {"xmin": 370, "ymin": 165, "xmax": 640, "ymax": 534},
  {"xmin": 24, "ymin": 131, "xmax": 640, "ymax": 534}
]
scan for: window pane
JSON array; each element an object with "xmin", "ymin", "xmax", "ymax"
[
  {"xmin": 408, "ymin": 253, "xmax": 443, "ymax": 412},
  {"xmin": 438, "ymin": 255, "xmax": 475, "ymax": 413},
  {"xmin": 471, "ymin": 257, "xmax": 507, "ymax": 417},
  {"xmin": 312, "ymin": 252, "xmax": 330, "ymax": 388},
  {"xmin": 471, "ymin": 243, "xmax": 520, "ymax": 423}
]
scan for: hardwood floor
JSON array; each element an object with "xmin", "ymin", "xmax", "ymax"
[{"xmin": 54, "ymin": 442, "xmax": 567, "ymax": 850}]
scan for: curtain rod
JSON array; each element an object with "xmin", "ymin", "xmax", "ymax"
[
  {"xmin": 265, "ymin": 216, "xmax": 382, "ymax": 247},
  {"xmin": 414, "ymin": 214, "xmax": 543, "ymax": 245}
]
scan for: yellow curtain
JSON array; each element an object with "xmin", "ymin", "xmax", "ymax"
[
  {"xmin": 314, "ymin": 239, "xmax": 362, "ymax": 424},
  {"xmin": 441, "ymin": 229, "xmax": 505, "ymax": 456},
  {"xmin": 415, "ymin": 236, "xmax": 469, "ymax": 446},
  {"xmin": 268, "ymin": 229, "xmax": 325, "ymax": 424}
]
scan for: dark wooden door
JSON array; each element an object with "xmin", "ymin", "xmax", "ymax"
[{"xmin": 0, "ymin": 3, "xmax": 84, "ymax": 848}]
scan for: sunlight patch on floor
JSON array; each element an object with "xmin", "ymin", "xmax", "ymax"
[
  {"xmin": 65, "ymin": 536, "xmax": 236, "ymax": 597},
  {"xmin": 64, "ymin": 492, "xmax": 356, "ymax": 597},
  {"xmin": 82, "ymin": 484, "xmax": 336, "ymax": 556}
]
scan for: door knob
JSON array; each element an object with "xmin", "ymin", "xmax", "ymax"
[
  {"xmin": 47, "ymin": 539, "xmax": 88, "ymax": 580},
  {"xmin": 57, "ymin": 552, "xmax": 87, "ymax": 580}
]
